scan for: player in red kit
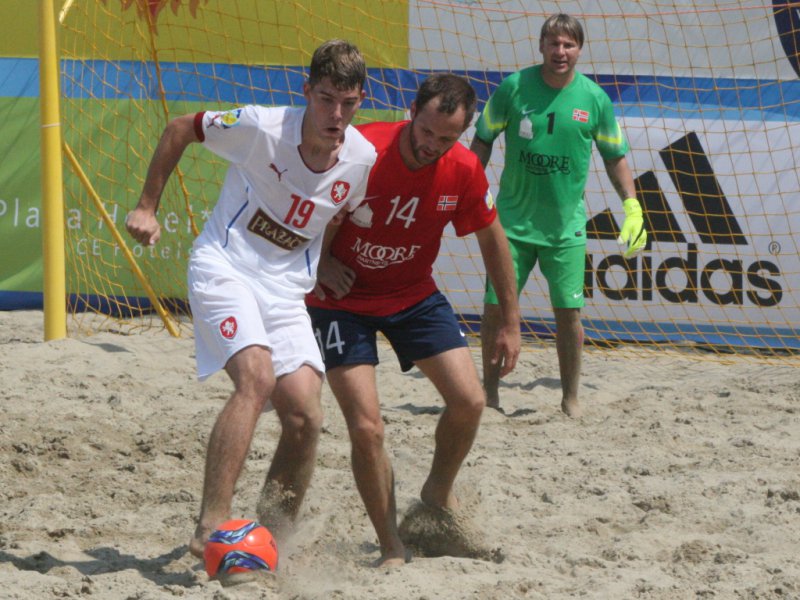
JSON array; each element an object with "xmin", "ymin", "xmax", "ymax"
[{"xmin": 306, "ymin": 74, "xmax": 521, "ymax": 567}]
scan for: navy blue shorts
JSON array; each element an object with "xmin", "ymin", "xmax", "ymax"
[{"xmin": 307, "ymin": 291, "xmax": 468, "ymax": 372}]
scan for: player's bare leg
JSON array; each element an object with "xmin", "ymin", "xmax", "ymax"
[
  {"xmin": 328, "ymin": 364, "xmax": 408, "ymax": 567},
  {"xmin": 416, "ymin": 347, "xmax": 485, "ymax": 510},
  {"xmin": 190, "ymin": 346, "xmax": 275, "ymax": 559},
  {"xmin": 480, "ymin": 303, "xmax": 503, "ymax": 409},
  {"xmin": 555, "ymin": 307, "xmax": 583, "ymax": 417},
  {"xmin": 256, "ymin": 365, "xmax": 324, "ymax": 535}
]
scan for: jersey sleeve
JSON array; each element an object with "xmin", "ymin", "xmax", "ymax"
[
  {"xmin": 343, "ymin": 169, "xmax": 370, "ymax": 213},
  {"xmin": 451, "ymin": 161, "xmax": 496, "ymax": 237},
  {"xmin": 194, "ymin": 105, "xmax": 262, "ymax": 165},
  {"xmin": 593, "ymin": 94, "xmax": 629, "ymax": 160},
  {"xmin": 338, "ymin": 124, "xmax": 378, "ymax": 213},
  {"xmin": 474, "ymin": 74, "xmax": 514, "ymax": 143}
]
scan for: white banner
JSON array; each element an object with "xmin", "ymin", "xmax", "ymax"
[
  {"xmin": 436, "ymin": 118, "xmax": 800, "ymax": 329},
  {"xmin": 409, "ymin": 1, "xmax": 798, "ymax": 79},
  {"xmin": 415, "ymin": 1, "xmax": 800, "ymax": 342}
]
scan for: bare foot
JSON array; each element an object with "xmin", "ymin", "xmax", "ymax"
[
  {"xmin": 189, "ymin": 524, "xmax": 213, "ymax": 559},
  {"xmin": 420, "ymin": 480, "xmax": 459, "ymax": 511},
  {"xmin": 371, "ymin": 547, "xmax": 411, "ymax": 568},
  {"xmin": 561, "ymin": 397, "xmax": 582, "ymax": 418},
  {"xmin": 487, "ymin": 402, "xmax": 505, "ymax": 414}
]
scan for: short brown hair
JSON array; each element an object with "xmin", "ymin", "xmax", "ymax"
[
  {"xmin": 308, "ymin": 39, "xmax": 367, "ymax": 91},
  {"xmin": 414, "ymin": 73, "xmax": 477, "ymax": 130},
  {"xmin": 540, "ymin": 13, "xmax": 585, "ymax": 49}
]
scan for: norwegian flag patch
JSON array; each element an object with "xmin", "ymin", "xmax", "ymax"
[
  {"xmin": 331, "ymin": 181, "xmax": 350, "ymax": 205},
  {"xmin": 572, "ymin": 109, "xmax": 589, "ymax": 123},
  {"xmin": 437, "ymin": 195, "xmax": 458, "ymax": 211}
]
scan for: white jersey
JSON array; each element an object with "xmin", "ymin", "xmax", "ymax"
[{"xmin": 192, "ymin": 105, "xmax": 376, "ymax": 297}]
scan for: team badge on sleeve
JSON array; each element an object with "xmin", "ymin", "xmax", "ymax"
[
  {"xmin": 331, "ymin": 181, "xmax": 351, "ymax": 205},
  {"xmin": 484, "ymin": 190, "xmax": 495, "ymax": 211},
  {"xmin": 209, "ymin": 109, "xmax": 243, "ymax": 129}
]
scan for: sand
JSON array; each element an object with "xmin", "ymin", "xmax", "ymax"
[{"xmin": 1, "ymin": 309, "xmax": 798, "ymax": 599}]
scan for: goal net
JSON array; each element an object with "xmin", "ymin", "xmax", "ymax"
[{"xmin": 55, "ymin": 0, "xmax": 800, "ymax": 360}]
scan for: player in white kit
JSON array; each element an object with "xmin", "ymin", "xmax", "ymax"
[{"xmin": 125, "ymin": 40, "xmax": 377, "ymax": 560}]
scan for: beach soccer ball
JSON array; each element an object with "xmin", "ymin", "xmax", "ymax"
[{"xmin": 203, "ymin": 519, "xmax": 278, "ymax": 577}]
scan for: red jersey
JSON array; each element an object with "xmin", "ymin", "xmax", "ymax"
[{"xmin": 306, "ymin": 120, "xmax": 496, "ymax": 316}]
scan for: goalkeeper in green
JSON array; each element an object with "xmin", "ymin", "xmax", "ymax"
[{"xmin": 470, "ymin": 13, "xmax": 646, "ymax": 417}]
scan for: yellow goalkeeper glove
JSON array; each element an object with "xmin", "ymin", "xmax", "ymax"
[{"xmin": 617, "ymin": 197, "xmax": 647, "ymax": 258}]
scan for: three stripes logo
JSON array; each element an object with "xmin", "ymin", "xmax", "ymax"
[
  {"xmin": 774, "ymin": 2, "xmax": 800, "ymax": 78},
  {"xmin": 585, "ymin": 132, "xmax": 783, "ymax": 307},
  {"xmin": 587, "ymin": 132, "xmax": 745, "ymax": 247}
]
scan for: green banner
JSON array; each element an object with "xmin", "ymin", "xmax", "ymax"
[
  {"xmin": 2, "ymin": 0, "xmax": 408, "ymax": 309},
  {"xmin": 0, "ymin": 97, "xmax": 43, "ymax": 301}
]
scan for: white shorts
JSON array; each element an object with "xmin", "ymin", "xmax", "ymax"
[{"xmin": 188, "ymin": 250, "xmax": 324, "ymax": 382}]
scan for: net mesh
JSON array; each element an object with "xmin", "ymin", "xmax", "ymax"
[{"xmin": 56, "ymin": 1, "xmax": 800, "ymax": 363}]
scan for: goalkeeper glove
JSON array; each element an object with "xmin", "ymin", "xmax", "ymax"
[{"xmin": 617, "ymin": 197, "xmax": 647, "ymax": 258}]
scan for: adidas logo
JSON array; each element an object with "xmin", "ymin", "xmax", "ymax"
[
  {"xmin": 774, "ymin": 4, "xmax": 800, "ymax": 78},
  {"xmin": 587, "ymin": 132, "xmax": 746, "ymax": 247},
  {"xmin": 584, "ymin": 132, "xmax": 783, "ymax": 308}
]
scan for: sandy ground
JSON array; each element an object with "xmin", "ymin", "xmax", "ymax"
[{"xmin": 1, "ymin": 309, "xmax": 798, "ymax": 599}]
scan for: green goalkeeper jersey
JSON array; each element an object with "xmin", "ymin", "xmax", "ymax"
[{"xmin": 474, "ymin": 65, "xmax": 628, "ymax": 247}]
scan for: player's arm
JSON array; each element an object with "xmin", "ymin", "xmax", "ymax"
[
  {"xmin": 469, "ymin": 136, "xmax": 494, "ymax": 169},
  {"xmin": 475, "ymin": 218, "xmax": 521, "ymax": 376},
  {"xmin": 313, "ymin": 214, "xmax": 355, "ymax": 300},
  {"xmin": 603, "ymin": 155, "xmax": 636, "ymax": 200},
  {"xmin": 126, "ymin": 113, "xmax": 199, "ymax": 246},
  {"xmin": 603, "ymin": 155, "xmax": 647, "ymax": 257}
]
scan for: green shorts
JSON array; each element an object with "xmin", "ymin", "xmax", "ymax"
[{"xmin": 484, "ymin": 239, "xmax": 586, "ymax": 309}]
